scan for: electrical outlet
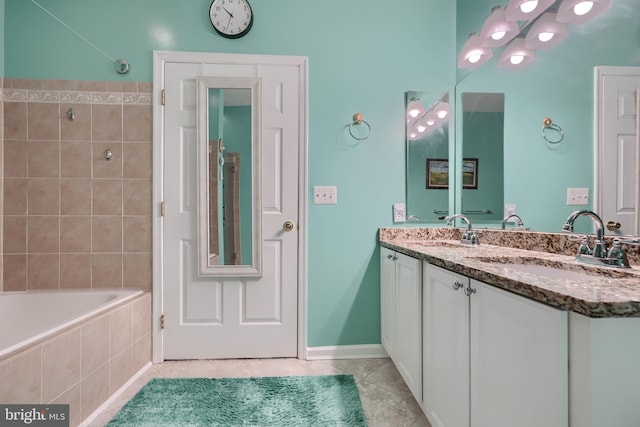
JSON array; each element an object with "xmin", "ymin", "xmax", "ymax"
[
  {"xmin": 313, "ymin": 186, "xmax": 337, "ymax": 204},
  {"xmin": 567, "ymin": 188, "xmax": 589, "ymax": 206},
  {"xmin": 393, "ymin": 203, "xmax": 406, "ymax": 222}
]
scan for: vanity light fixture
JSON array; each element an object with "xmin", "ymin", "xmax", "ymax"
[
  {"xmin": 557, "ymin": 0, "xmax": 612, "ymax": 24},
  {"xmin": 524, "ymin": 13, "xmax": 568, "ymax": 49},
  {"xmin": 458, "ymin": 33, "xmax": 494, "ymax": 68},
  {"xmin": 505, "ymin": 0, "xmax": 555, "ymax": 22},
  {"xmin": 498, "ymin": 38, "xmax": 536, "ymax": 69},
  {"xmin": 479, "ymin": 6, "xmax": 520, "ymax": 47},
  {"xmin": 407, "ymin": 99, "xmax": 425, "ymax": 119},
  {"xmin": 434, "ymin": 102, "xmax": 450, "ymax": 119}
]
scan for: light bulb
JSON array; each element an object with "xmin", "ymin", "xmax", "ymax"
[
  {"xmin": 574, "ymin": 1, "xmax": 594, "ymax": 15},
  {"xmin": 417, "ymin": 125, "xmax": 426, "ymax": 133},
  {"xmin": 467, "ymin": 53, "xmax": 482, "ymax": 63},
  {"xmin": 492, "ymin": 31, "xmax": 506, "ymax": 41},
  {"xmin": 437, "ymin": 110, "xmax": 448, "ymax": 119},
  {"xmin": 538, "ymin": 32, "xmax": 555, "ymax": 42},
  {"xmin": 426, "ymin": 119, "xmax": 435, "ymax": 126},
  {"xmin": 409, "ymin": 132, "xmax": 417, "ymax": 138},
  {"xmin": 510, "ymin": 55, "xmax": 525, "ymax": 65},
  {"xmin": 409, "ymin": 109, "xmax": 420, "ymax": 118},
  {"xmin": 520, "ymin": 0, "xmax": 539, "ymax": 14}
]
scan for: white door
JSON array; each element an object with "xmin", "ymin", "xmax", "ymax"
[
  {"xmin": 596, "ymin": 66, "xmax": 640, "ymax": 235},
  {"xmin": 158, "ymin": 54, "xmax": 306, "ymax": 359}
]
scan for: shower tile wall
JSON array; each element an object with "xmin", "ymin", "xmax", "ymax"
[{"xmin": 2, "ymin": 79, "xmax": 152, "ymax": 292}]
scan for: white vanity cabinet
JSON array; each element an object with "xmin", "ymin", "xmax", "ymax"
[
  {"xmin": 423, "ymin": 263, "xmax": 568, "ymax": 427},
  {"xmin": 380, "ymin": 247, "xmax": 422, "ymax": 402}
]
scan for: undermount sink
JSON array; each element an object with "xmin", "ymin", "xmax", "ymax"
[
  {"xmin": 469, "ymin": 256, "xmax": 636, "ymax": 281},
  {"xmin": 415, "ymin": 240, "xmax": 474, "ymax": 249}
]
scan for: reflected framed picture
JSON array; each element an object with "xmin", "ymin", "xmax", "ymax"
[
  {"xmin": 462, "ymin": 158, "xmax": 478, "ymax": 189},
  {"xmin": 426, "ymin": 158, "xmax": 449, "ymax": 189}
]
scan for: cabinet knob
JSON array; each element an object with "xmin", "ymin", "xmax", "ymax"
[
  {"xmin": 464, "ymin": 283, "xmax": 477, "ymax": 297},
  {"xmin": 452, "ymin": 281, "xmax": 464, "ymax": 291}
]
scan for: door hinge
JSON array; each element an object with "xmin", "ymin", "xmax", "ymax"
[
  {"xmin": 160, "ymin": 314, "xmax": 165, "ymax": 330},
  {"xmin": 161, "ymin": 201, "xmax": 166, "ymax": 216},
  {"xmin": 161, "ymin": 89, "xmax": 166, "ymax": 106}
]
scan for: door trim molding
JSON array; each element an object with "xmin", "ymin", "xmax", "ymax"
[{"xmin": 151, "ymin": 50, "xmax": 309, "ymax": 362}]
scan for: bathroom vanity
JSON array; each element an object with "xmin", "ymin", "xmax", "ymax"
[{"xmin": 380, "ymin": 227, "xmax": 640, "ymax": 427}]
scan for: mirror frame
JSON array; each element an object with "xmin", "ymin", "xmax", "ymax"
[{"xmin": 196, "ymin": 76, "xmax": 263, "ymax": 277}]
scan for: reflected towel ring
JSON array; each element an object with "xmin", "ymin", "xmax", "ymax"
[
  {"xmin": 348, "ymin": 113, "xmax": 371, "ymax": 141},
  {"xmin": 542, "ymin": 117, "xmax": 564, "ymax": 144}
]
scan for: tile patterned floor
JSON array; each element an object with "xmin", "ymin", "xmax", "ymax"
[{"xmin": 87, "ymin": 358, "xmax": 432, "ymax": 427}]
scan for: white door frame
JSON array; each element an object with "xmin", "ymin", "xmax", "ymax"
[{"xmin": 151, "ymin": 50, "xmax": 308, "ymax": 363}]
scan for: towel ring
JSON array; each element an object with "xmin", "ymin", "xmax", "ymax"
[
  {"xmin": 542, "ymin": 117, "xmax": 564, "ymax": 144},
  {"xmin": 348, "ymin": 113, "xmax": 371, "ymax": 141}
]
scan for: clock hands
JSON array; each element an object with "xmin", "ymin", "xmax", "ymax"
[{"xmin": 222, "ymin": 6, "xmax": 234, "ymax": 18}]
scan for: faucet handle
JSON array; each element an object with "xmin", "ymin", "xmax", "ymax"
[
  {"xmin": 577, "ymin": 237, "xmax": 591, "ymax": 255},
  {"xmin": 592, "ymin": 240, "xmax": 607, "ymax": 258}
]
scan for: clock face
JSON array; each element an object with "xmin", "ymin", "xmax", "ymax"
[{"xmin": 209, "ymin": 0, "xmax": 253, "ymax": 39}]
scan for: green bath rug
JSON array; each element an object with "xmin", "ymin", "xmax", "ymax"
[{"xmin": 106, "ymin": 375, "xmax": 367, "ymax": 426}]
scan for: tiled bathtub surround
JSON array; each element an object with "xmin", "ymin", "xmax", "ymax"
[
  {"xmin": 0, "ymin": 291, "xmax": 151, "ymax": 427},
  {"xmin": 379, "ymin": 227, "xmax": 640, "ymax": 317},
  {"xmin": 2, "ymin": 79, "xmax": 152, "ymax": 291}
]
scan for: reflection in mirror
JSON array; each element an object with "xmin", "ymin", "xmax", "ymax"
[
  {"xmin": 406, "ymin": 91, "xmax": 451, "ymax": 222},
  {"xmin": 460, "ymin": 92, "xmax": 504, "ymax": 223},
  {"xmin": 197, "ymin": 77, "xmax": 262, "ymax": 277}
]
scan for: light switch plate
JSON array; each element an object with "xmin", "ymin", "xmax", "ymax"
[
  {"xmin": 313, "ymin": 186, "xmax": 337, "ymax": 204},
  {"xmin": 567, "ymin": 188, "xmax": 589, "ymax": 206},
  {"xmin": 393, "ymin": 203, "xmax": 406, "ymax": 222},
  {"xmin": 504, "ymin": 204, "xmax": 517, "ymax": 218}
]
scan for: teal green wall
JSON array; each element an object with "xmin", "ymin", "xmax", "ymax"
[
  {"xmin": 3, "ymin": 0, "xmax": 456, "ymax": 347},
  {"xmin": 456, "ymin": 0, "xmax": 640, "ymax": 232},
  {"xmin": 0, "ymin": 0, "xmax": 4, "ymax": 75}
]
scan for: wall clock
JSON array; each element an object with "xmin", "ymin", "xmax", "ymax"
[{"xmin": 209, "ymin": 0, "xmax": 254, "ymax": 39}]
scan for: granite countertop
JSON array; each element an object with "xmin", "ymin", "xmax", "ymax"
[{"xmin": 380, "ymin": 227, "xmax": 640, "ymax": 318}]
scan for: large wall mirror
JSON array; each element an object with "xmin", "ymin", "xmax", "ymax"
[{"xmin": 197, "ymin": 76, "xmax": 262, "ymax": 277}]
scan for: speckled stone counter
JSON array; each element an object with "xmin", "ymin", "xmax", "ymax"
[{"xmin": 379, "ymin": 227, "xmax": 640, "ymax": 318}]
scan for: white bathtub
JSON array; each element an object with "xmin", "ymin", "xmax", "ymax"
[{"xmin": 0, "ymin": 289, "xmax": 143, "ymax": 359}]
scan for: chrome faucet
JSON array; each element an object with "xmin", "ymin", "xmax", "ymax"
[
  {"xmin": 445, "ymin": 214, "xmax": 478, "ymax": 245},
  {"xmin": 501, "ymin": 214, "xmax": 525, "ymax": 230},
  {"xmin": 562, "ymin": 210, "xmax": 630, "ymax": 267}
]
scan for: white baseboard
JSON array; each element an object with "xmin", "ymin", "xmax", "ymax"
[{"xmin": 305, "ymin": 344, "xmax": 389, "ymax": 360}]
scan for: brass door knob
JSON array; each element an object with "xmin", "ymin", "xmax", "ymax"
[
  {"xmin": 606, "ymin": 221, "xmax": 621, "ymax": 231},
  {"xmin": 283, "ymin": 221, "xmax": 295, "ymax": 232}
]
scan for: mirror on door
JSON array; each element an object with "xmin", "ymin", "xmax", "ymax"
[{"xmin": 196, "ymin": 77, "xmax": 263, "ymax": 277}]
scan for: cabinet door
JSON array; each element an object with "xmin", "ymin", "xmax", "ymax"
[
  {"xmin": 380, "ymin": 247, "xmax": 397, "ymax": 359},
  {"xmin": 395, "ymin": 252, "xmax": 422, "ymax": 402},
  {"xmin": 470, "ymin": 280, "xmax": 568, "ymax": 427},
  {"xmin": 423, "ymin": 264, "xmax": 470, "ymax": 427}
]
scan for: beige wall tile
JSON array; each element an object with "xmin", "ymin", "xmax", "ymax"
[
  {"xmin": 60, "ymin": 254, "xmax": 91, "ymax": 289},
  {"xmin": 124, "ymin": 253, "xmax": 152, "ymax": 290},
  {"xmin": 92, "ymin": 105, "xmax": 122, "ymax": 141},
  {"xmin": 28, "ymin": 140, "xmax": 60, "ymax": 177},
  {"xmin": 110, "ymin": 346, "xmax": 132, "ymax": 395},
  {"xmin": 0, "ymin": 347, "xmax": 42, "ymax": 403},
  {"xmin": 42, "ymin": 329, "xmax": 81, "ymax": 402},
  {"xmin": 123, "ymin": 143, "xmax": 151, "ymax": 178},
  {"xmin": 4, "ymin": 102, "xmax": 28, "ymax": 140},
  {"xmin": 123, "ymin": 179, "xmax": 151, "ymax": 215},
  {"xmin": 61, "ymin": 103, "xmax": 91, "ymax": 141},
  {"xmin": 93, "ymin": 142, "xmax": 122, "ymax": 179},
  {"xmin": 137, "ymin": 82, "xmax": 153, "ymax": 93},
  {"xmin": 49, "ymin": 383, "xmax": 81, "ymax": 427},
  {"xmin": 81, "ymin": 362, "xmax": 109, "ymax": 420},
  {"xmin": 4, "ymin": 178, "xmax": 27, "ymax": 215},
  {"xmin": 60, "ymin": 216, "xmax": 91, "ymax": 253},
  {"xmin": 28, "ymin": 216, "xmax": 60, "ymax": 253},
  {"xmin": 9, "ymin": 78, "xmax": 44, "ymax": 90},
  {"xmin": 4, "ymin": 139, "xmax": 28, "ymax": 177},
  {"xmin": 28, "ymin": 103, "xmax": 60, "ymax": 140},
  {"xmin": 3, "ymin": 254, "xmax": 27, "ymax": 291},
  {"xmin": 46, "ymin": 80, "xmax": 77, "ymax": 91},
  {"xmin": 81, "ymin": 314, "xmax": 110, "ymax": 376},
  {"xmin": 132, "ymin": 333, "xmax": 151, "ymax": 373},
  {"xmin": 27, "ymin": 178, "xmax": 59, "ymax": 215},
  {"xmin": 92, "ymin": 216, "xmax": 122, "ymax": 252},
  {"xmin": 106, "ymin": 81, "xmax": 138, "ymax": 93},
  {"xmin": 132, "ymin": 294, "xmax": 152, "ymax": 341},
  {"xmin": 76, "ymin": 80, "xmax": 107, "ymax": 92},
  {"xmin": 60, "ymin": 179, "xmax": 91, "ymax": 215},
  {"xmin": 27, "ymin": 254, "xmax": 60, "ymax": 290},
  {"xmin": 123, "ymin": 105, "xmax": 152, "ymax": 141},
  {"xmin": 110, "ymin": 304, "xmax": 132, "ymax": 357},
  {"xmin": 3, "ymin": 216, "xmax": 27, "ymax": 253},
  {"xmin": 123, "ymin": 216, "xmax": 151, "ymax": 252},
  {"xmin": 92, "ymin": 179, "xmax": 123, "ymax": 215},
  {"xmin": 61, "ymin": 141, "xmax": 91, "ymax": 178},
  {"xmin": 91, "ymin": 254, "xmax": 123, "ymax": 289}
]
